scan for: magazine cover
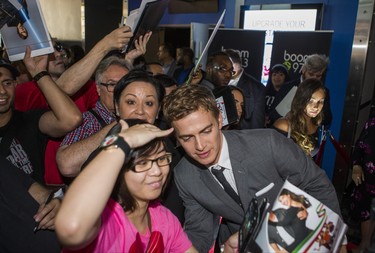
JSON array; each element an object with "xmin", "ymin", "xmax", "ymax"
[
  {"xmin": 240, "ymin": 180, "xmax": 347, "ymax": 253},
  {"xmin": 0, "ymin": 0, "xmax": 53, "ymax": 61}
]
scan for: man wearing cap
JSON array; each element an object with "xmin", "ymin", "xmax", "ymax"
[{"xmin": 0, "ymin": 48, "xmax": 81, "ymax": 184}]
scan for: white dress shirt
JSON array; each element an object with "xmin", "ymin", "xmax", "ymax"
[{"xmin": 209, "ymin": 134, "xmax": 239, "ymax": 194}]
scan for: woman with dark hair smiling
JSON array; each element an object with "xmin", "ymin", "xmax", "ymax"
[
  {"xmin": 55, "ymin": 120, "xmax": 197, "ymax": 252},
  {"xmin": 273, "ymin": 79, "xmax": 326, "ymax": 158}
]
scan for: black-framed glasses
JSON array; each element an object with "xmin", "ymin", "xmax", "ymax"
[
  {"xmin": 131, "ymin": 153, "xmax": 173, "ymax": 173},
  {"xmin": 213, "ymin": 65, "xmax": 235, "ymax": 76},
  {"xmin": 99, "ymin": 82, "xmax": 117, "ymax": 92}
]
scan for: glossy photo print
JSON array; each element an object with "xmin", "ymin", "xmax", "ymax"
[{"xmin": 0, "ymin": 0, "xmax": 53, "ymax": 61}]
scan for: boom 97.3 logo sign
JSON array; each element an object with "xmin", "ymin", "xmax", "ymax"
[
  {"xmin": 270, "ymin": 31, "xmax": 332, "ymax": 80},
  {"xmin": 283, "ymin": 50, "xmax": 309, "ymax": 75}
]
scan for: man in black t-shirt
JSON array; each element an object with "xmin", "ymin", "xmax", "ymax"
[{"xmin": 0, "ymin": 49, "xmax": 82, "ymax": 184}]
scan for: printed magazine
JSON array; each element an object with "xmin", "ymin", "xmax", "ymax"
[{"xmin": 239, "ymin": 180, "xmax": 347, "ymax": 253}]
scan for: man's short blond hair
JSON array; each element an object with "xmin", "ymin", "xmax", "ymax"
[{"xmin": 162, "ymin": 85, "xmax": 219, "ymax": 124}]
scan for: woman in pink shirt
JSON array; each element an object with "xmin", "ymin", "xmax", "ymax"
[{"xmin": 55, "ymin": 120, "xmax": 197, "ymax": 253}]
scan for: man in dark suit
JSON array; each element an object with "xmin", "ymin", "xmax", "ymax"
[
  {"xmin": 200, "ymin": 51, "xmax": 265, "ymax": 129},
  {"xmin": 224, "ymin": 49, "xmax": 265, "ymax": 129},
  {"xmin": 163, "ymin": 85, "xmax": 343, "ymax": 252}
]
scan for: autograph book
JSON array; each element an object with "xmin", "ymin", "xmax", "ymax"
[{"xmin": 239, "ymin": 180, "xmax": 347, "ymax": 253}]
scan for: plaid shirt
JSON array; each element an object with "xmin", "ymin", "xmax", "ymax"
[{"xmin": 61, "ymin": 100, "xmax": 116, "ymax": 146}]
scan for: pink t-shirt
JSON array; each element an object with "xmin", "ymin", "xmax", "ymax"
[{"xmin": 63, "ymin": 199, "xmax": 192, "ymax": 253}]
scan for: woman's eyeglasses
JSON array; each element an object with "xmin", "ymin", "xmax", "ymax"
[{"xmin": 131, "ymin": 153, "xmax": 173, "ymax": 173}]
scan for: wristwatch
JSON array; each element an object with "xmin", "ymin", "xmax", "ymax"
[{"xmin": 100, "ymin": 134, "xmax": 132, "ymax": 158}]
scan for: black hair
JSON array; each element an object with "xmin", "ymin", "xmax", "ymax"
[
  {"xmin": 161, "ymin": 43, "xmax": 176, "ymax": 58},
  {"xmin": 105, "ymin": 119, "xmax": 171, "ymax": 212},
  {"xmin": 69, "ymin": 45, "xmax": 85, "ymax": 64},
  {"xmin": 181, "ymin": 47, "xmax": 194, "ymax": 61},
  {"xmin": 153, "ymin": 73, "xmax": 177, "ymax": 88},
  {"xmin": 213, "ymin": 85, "xmax": 246, "ymax": 129},
  {"xmin": 279, "ymin": 188, "xmax": 311, "ymax": 209},
  {"xmin": 206, "ymin": 51, "xmax": 230, "ymax": 68},
  {"xmin": 113, "ymin": 136, "xmax": 169, "ymax": 212},
  {"xmin": 113, "ymin": 69, "xmax": 165, "ymax": 109},
  {"xmin": 266, "ymin": 63, "xmax": 290, "ymax": 88}
]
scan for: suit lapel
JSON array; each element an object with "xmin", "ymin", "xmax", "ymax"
[
  {"xmin": 231, "ymin": 159, "xmax": 251, "ymax": 210},
  {"xmin": 200, "ymin": 169, "xmax": 244, "ymax": 216},
  {"xmin": 224, "ymin": 131, "xmax": 253, "ymax": 210}
]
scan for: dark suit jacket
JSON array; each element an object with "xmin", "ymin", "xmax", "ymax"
[
  {"xmin": 236, "ymin": 72, "xmax": 266, "ymax": 129},
  {"xmin": 174, "ymin": 129, "xmax": 341, "ymax": 252}
]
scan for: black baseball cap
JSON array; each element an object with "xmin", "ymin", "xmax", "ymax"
[
  {"xmin": 271, "ymin": 64, "xmax": 289, "ymax": 75},
  {"xmin": 0, "ymin": 58, "xmax": 20, "ymax": 78}
]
